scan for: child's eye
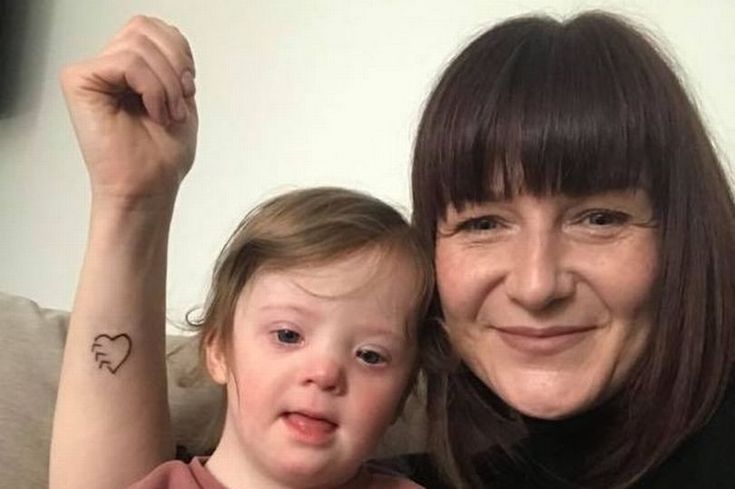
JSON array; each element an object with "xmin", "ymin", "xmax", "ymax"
[
  {"xmin": 356, "ymin": 348, "xmax": 386, "ymax": 366},
  {"xmin": 274, "ymin": 329, "xmax": 302, "ymax": 344}
]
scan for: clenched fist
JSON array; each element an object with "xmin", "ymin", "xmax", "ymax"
[{"xmin": 61, "ymin": 16, "xmax": 198, "ymax": 203}]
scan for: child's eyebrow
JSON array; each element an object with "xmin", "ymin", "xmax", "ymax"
[
  {"xmin": 357, "ymin": 325, "xmax": 410, "ymax": 343},
  {"xmin": 257, "ymin": 303, "xmax": 318, "ymax": 318}
]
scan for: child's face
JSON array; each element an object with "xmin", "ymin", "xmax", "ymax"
[{"xmin": 207, "ymin": 248, "xmax": 420, "ymax": 487}]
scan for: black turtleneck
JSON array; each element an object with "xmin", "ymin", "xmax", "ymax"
[{"xmin": 386, "ymin": 382, "xmax": 735, "ymax": 489}]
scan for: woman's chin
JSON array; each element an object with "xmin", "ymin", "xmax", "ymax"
[
  {"xmin": 492, "ymin": 375, "xmax": 602, "ymax": 420},
  {"xmin": 511, "ymin": 398, "xmax": 587, "ymax": 420}
]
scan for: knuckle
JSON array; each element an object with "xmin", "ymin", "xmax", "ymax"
[
  {"xmin": 169, "ymin": 80, "xmax": 183, "ymax": 99},
  {"xmin": 128, "ymin": 31, "xmax": 154, "ymax": 53},
  {"xmin": 116, "ymin": 16, "xmax": 152, "ymax": 47},
  {"xmin": 121, "ymin": 50, "xmax": 145, "ymax": 71},
  {"xmin": 127, "ymin": 15, "xmax": 150, "ymax": 29},
  {"xmin": 183, "ymin": 44, "xmax": 195, "ymax": 63}
]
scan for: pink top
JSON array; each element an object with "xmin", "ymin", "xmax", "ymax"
[
  {"xmin": 127, "ymin": 458, "xmax": 225, "ymax": 489},
  {"xmin": 128, "ymin": 457, "xmax": 424, "ymax": 489}
]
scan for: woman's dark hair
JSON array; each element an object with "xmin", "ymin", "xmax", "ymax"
[{"xmin": 412, "ymin": 11, "xmax": 735, "ymax": 489}]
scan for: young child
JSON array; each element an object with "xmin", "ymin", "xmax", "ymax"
[
  {"xmin": 49, "ymin": 16, "xmax": 432, "ymax": 489},
  {"xmin": 130, "ymin": 187, "xmax": 433, "ymax": 489}
]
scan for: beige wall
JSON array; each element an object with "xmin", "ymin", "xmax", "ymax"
[{"xmin": 1, "ymin": 0, "xmax": 733, "ymax": 329}]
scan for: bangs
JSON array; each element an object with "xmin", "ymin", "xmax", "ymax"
[
  {"xmin": 414, "ymin": 13, "xmax": 679, "ymax": 219},
  {"xmin": 414, "ymin": 11, "xmax": 735, "ymax": 489}
]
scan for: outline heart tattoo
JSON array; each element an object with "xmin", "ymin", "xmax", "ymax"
[{"xmin": 91, "ymin": 334, "xmax": 132, "ymax": 374}]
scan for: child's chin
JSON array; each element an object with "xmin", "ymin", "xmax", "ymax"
[{"xmin": 271, "ymin": 452, "xmax": 361, "ymax": 487}]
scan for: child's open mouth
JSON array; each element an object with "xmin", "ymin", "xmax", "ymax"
[{"xmin": 282, "ymin": 411, "xmax": 338, "ymax": 445}]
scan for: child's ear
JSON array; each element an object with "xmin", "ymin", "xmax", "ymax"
[{"xmin": 204, "ymin": 330, "xmax": 229, "ymax": 385}]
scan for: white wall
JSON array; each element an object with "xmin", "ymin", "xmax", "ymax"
[{"xmin": 1, "ymin": 0, "xmax": 733, "ymax": 328}]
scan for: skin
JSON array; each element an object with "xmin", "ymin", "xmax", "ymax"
[
  {"xmin": 50, "ymin": 16, "xmax": 197, "ymax": 489},
  {"xmin": 435, "ymin": 190, "xmax": 659, "ymax": 419},
  {"xmin": 205, "ymin": 250, "xmax": 420, "ymax": 488}
]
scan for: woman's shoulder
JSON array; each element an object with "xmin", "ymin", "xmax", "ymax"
[
  {"xmin": 634, "ymin": 380, "xmax": 735, "ymax": 488},
  {"xmin": 366, "ymin": 465, "xmax": 427, "ymax": 489},
  {"xmin": 378, "ymin": 384, "xmax": 735, "ymax": 489},
  {"xmin": 127, "ymin": 457, "xmax": 225, "ymax": 489},
  {"xmin": 372, "ymin": 453, "xmax": 452, "ymax": 489}
]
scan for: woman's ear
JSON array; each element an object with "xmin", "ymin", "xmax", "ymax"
[{"xmin": 204, "ymin": 330, "xmax": 229, "ymax": 385}]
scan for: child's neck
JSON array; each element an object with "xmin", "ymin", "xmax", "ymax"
[{"xmin": 205, "ymin": 425, "xmax": 373, "ymax": 489}]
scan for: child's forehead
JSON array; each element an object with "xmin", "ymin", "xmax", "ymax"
[
  {"xmin": 252, "ymin": 248, "xmax": 416, "ymax": 300},
  {"xmin": 231, "ymin": 248, "xmax": 422, "ymax": 334}
]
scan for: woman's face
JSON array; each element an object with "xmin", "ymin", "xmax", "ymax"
[{"xmin": 435, "ymin": 190, "xmax": 658, "ymax": 419}]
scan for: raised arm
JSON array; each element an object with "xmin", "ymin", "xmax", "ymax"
[{"xmin": 49, "ymin": 16, "xmax": 198, "ymax": 489}]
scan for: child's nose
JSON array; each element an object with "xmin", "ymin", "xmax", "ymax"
[{"xmin": 302, "ymin": 355, "xmax": 346, "ymax": 394}]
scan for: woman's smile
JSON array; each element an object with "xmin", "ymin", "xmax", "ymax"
[{"xmin": 490, "ymin": 325, "xmax": 599, "ymax": 356}]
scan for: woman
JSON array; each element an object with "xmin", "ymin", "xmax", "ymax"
[
  {"xmin": 50, "ymin": 10, "xmax": 734, "ymax": 489},
  {"xmin": 405, "ymin": 11, "xmax": 735, "ymax": 489}
]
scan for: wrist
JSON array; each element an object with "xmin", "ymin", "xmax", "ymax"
[
  {"xmin": 90, "ymin": 189, "xmax": 179, "ymax": 215},
  {"xmin": 88, "ymin": 192, "xmax": 178, "ymax": 247}
]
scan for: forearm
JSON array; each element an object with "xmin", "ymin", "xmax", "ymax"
[
  {"xmin": 52, "ymin": 15, "xmax": 198, "ymax": 488},
  {"xmin": 50, "ymin": 195, "xmax": 177, "ymax": 489}
]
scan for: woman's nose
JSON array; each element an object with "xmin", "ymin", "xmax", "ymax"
[
  {"xmin": 504, "ymin": 231, "xmax": 575, "ymax": 310},
  {"xmin": 301, "ymin": 354, "xmax": 346, "ymax": 395}
]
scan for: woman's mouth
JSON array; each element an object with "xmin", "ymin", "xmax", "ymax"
[{"xmin": 492, "ymin": 325, "xmax": 597, "ymax": 355}]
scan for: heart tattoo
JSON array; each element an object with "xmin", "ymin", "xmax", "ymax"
[{"xmin": 91, "ymin": 334, "xmax": 132, "ymax": 374}]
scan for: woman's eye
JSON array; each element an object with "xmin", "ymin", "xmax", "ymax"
[
  {"xmin": 570, "ymin": 209, "xmax": 635, "ymax": 240},
  {"xmin": 275, "ymin": 329, "xmax": 302, "ymax": 344},
  {"xmin": 456, "ymin": 216, "xmax": 502, "ymax": 232},
  {"xmin": 356, "ymin": 348, "xmax": 386, "ymax": 366},
  {"xmin": 581, "ymin": 210, "xmax": 630, "ymax": 227}
]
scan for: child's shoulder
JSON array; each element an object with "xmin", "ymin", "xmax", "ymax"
[
  {"xmin": 129, "ymin": 459, "xmax": 424, "ymax": 489},
  {"xmin": 127, "ymin": 457, "xmax": 225, "ymax": 489}
]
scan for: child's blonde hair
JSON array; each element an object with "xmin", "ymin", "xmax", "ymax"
[{"xmin": 189, "ymin": 186, "xmax": 434, "ymax": 383}]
